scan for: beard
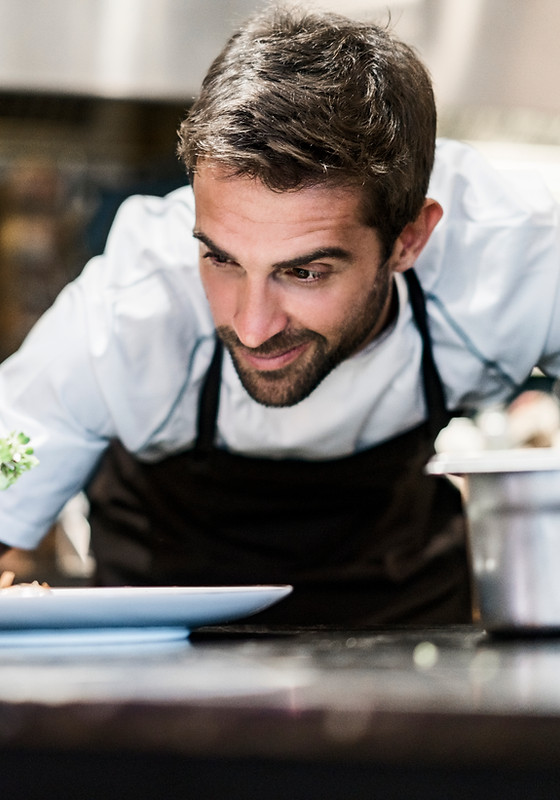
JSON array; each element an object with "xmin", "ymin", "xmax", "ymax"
[{"xmin": 217, "ymin": 267, "xmax": 394, "ymax": 408}]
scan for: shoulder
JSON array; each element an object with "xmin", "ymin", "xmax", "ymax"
[
  {"xmin": 73, "ymin": 186, "xmax": 214, "ymax": 451},
  {"xmin": 422, "ymin": 138, "xmax": 560, "ymax": 290},
  {"xmin": 415, "ymin": 139, "xmax": 560, "ymax": 400},
  {"xmin": 79, "ymin": 183, "xmax": 212, "ymax": 331},
  {"xmin": 110, "ymin": 183, "xmax": 195, "ymax": 232},
  {"xmin": 74, "ymin": 184, "xmax": 214, "ymax": 410},
  {"xmin": 102, "ymin": 184, "xmax": 198, "ymax": 283}
]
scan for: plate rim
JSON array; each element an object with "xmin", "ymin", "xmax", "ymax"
[
  {"xmin": 426, "ymin": 449, "xmax": 560, "ymax": 474},
  {"xmin": 0, "ymin": 584, "xmax": 293, "ymax": 631}
]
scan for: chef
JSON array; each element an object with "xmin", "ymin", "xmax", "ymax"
[{"xmin": 0, "ymin": 6, "xmax": 559, "ymax": 625}]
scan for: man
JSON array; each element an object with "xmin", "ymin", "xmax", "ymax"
[{"xmin": 0, "ymin": 6, "xmax": 559, "ymax": 625}]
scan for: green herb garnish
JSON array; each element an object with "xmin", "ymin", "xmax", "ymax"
[{"xmin": 0, "ymin": 432, "xmax": 39, "ymax": 490}]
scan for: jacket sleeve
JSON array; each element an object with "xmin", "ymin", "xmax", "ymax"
[{"xmin": 0, "ymin": 266, "xmax": 113, "ymax": 548}]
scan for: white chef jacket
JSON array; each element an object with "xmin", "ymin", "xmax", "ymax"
[{"xmin": 1, "ymin": 138, "xmax": 559, "ymax": 548}]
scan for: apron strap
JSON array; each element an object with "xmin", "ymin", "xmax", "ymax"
[
  {"xmin": 194, "ymin": 336, "xmax": 224, "ymax": 455},
  {"xmin": 196, "ymin": 269, "xmax": 449, "ymax": 451},
  {"xmin": 403, "ymin": 268, "xmax": 449, "ymax": 437}
]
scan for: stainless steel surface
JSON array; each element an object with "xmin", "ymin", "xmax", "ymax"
[{"xmin": 428, "ymin": 454, "xmax": 560, "ymax": 631}]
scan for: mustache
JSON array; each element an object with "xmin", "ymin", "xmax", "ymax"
[{"xmin": 216, "ymin": 326, "xmax": 323, "ymax": 356}]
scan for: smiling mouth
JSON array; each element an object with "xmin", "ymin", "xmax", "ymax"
[
  {"xmin": 217, "ymin": 326, "xmax": 319, "ymax": 373},
  {"xmin": 239, "ymin": 342, "xmax": 310, "ymax": 372}
]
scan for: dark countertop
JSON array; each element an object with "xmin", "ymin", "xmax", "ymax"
[{"xmin": 2, "ymin": 624, "xmax": 560, "ymax": 798}]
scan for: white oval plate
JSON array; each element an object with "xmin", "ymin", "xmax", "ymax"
[{"xmin": 0, "ymin": 585, "xmax": 293, "ymax": 634}]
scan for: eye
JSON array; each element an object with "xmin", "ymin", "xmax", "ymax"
[
  {"xmin": 287, "ymin": 267, "xmax": 324, "ymax": 283},
  {"xmin": 202, "ymin": 250, "xmax": 235, "ymax": 267}
]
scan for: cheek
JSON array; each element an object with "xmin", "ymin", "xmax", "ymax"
[
  {"xmin": 199, "ymin": 266, "xmax": 229, "ymax": 317},
  {"xmin": 288, "ymin": 290, "xmax": 352, "ymax": 336}
]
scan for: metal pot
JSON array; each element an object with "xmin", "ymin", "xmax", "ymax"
[{"xmin": 427, "ymin": 449, "xmax": 560, "ymax": 633}]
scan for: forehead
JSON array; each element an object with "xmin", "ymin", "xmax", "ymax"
[{"xmin": 193, "ymin": 164, "xmax": 367, "ymax": 235}]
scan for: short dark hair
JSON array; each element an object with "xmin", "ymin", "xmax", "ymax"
[{"xmin": 178, "ymin": 4, "xmax": 436, "ymax": 257}]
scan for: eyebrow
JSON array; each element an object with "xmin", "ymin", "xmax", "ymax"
[{"xmin": 192, "ymin": 229, "xmax": 352, "ymax": 270}]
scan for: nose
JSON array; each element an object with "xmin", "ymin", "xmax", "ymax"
[{"xmin": 233, "ymin": 276, "xmax": 288, "ymax": 349}]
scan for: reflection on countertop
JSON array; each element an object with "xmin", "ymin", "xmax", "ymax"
[{"xmin": 2, "ymin": 625, "xmax": 560, "ymax": 798}]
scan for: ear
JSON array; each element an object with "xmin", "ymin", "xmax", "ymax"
[{"xmin": 389, "ymin": 198, "xmax": 443, "ymax": 273}]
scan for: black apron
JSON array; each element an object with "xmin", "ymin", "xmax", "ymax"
[{"xmin": 87, "ymin": 269, "xmax": 472, "ymax": 625}]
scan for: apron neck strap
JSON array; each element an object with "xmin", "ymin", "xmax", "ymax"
[
  {"xmin": 403, "ymin": 268, "xmax": 449, "ymax": 436},
  {"xmin": 195, "ymin": 337, "xmax": 224, "ymax": 455}
]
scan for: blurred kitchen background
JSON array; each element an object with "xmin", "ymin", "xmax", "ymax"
[{"xmin": 1, "ymin": 0, "xmax": 560, "ymax": 582}]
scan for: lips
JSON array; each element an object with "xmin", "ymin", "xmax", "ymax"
[{"xmin": 239, "ymin": 341, "xmax": 310, "ymax": 371}]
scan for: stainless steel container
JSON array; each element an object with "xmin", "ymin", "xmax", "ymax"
[{"xmin": 427, "ymin": 450, "xmax": 560, "ymax": 633}]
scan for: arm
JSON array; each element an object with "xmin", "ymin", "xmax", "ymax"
[
  {"xmin": 0, "ymin": 268, "xmax": 114, "ymax": 550},
  {"xmin": 0, "ymin": 186, "xmax": 202, "ymax": 551}
]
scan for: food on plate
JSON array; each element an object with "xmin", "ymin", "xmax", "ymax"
[
  {"xmin": 435, "ymin": 390, "xmax": 560, "ymax": 454},
  {"xmin": 506, "ymin": 390, "xmax": 560, "ymax": 448},
  {"xmin": 0, "ymin": 570, "xmax": 50, "ymax": 594},
  {"xmin": 0, "ymin": 431, "xmax": 39, "ymax": 490},
  {"xmin": 0, "ymin": 570, "xmax": 15, "ymax": 588}
]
